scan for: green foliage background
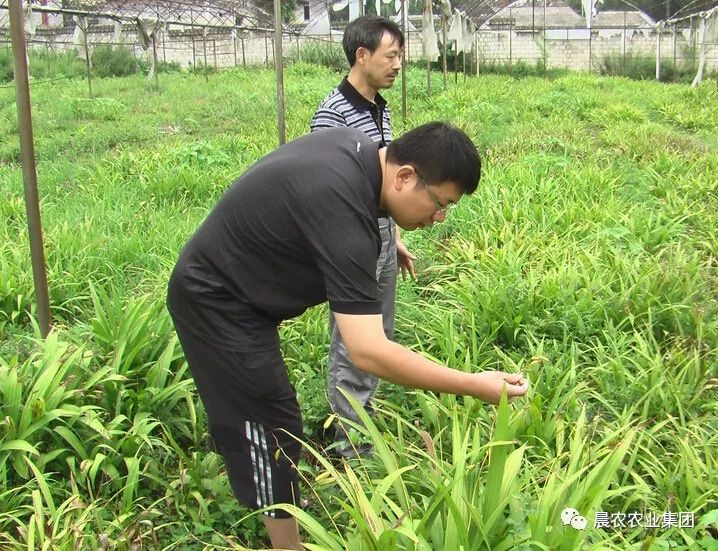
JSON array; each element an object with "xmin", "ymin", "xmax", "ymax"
[{"xmin": 0, "ymin": 65, "xmax": 717, "ymax": 549}]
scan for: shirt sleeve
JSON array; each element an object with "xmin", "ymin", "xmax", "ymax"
[
  {"xmin": 293, "ymin": 181, "xmax": 381, "ymax": 315},
  {"xmin": 310, "ymin": 105, "xmax": 347, "ymax": 132}
]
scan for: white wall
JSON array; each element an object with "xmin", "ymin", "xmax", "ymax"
[
  {"xmin": 474, "ymin": 27, "xmax": 715, "ymax": 72},
  {"xmin": 12, "ymin": 25, "xmax": 717, "ymax": 73}
]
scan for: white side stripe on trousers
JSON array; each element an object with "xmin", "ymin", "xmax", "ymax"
[{"xmin": 246, "ymin": 421, "xmax": 276, "ymax": 517}]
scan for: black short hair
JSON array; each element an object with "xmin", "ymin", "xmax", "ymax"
[
  {"xmin": 343, "ymin": 15, "xmax": 405, "ymax": 66},
  {"xmin": 386, "ymin": 122, "xmax": 481, "ymax": 194}
]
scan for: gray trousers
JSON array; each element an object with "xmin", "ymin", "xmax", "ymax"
[{"xmin": 327, "ymin": 217, "xmax": 397, "ymax": 455}]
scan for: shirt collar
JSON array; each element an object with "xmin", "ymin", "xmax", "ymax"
[{"xmin": 338, "ymin": 77, "xmax": 387, "ymax": 112}]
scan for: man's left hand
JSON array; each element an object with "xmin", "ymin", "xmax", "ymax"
[{"xmin": 396, "ymin": 236, "xmax": 417, "ymax": 281}]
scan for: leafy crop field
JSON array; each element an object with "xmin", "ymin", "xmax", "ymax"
[{"xmin": 1, "ymin": 65, "xmax": 717, "ymax": 550}]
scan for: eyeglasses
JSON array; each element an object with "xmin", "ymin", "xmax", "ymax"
[{"xmin": 418, "ymin": 174, "xmax": 458, "ymax": 215}]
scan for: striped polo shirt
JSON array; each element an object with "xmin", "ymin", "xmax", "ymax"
[{"xmin": 310, "ymin": 77, "xmax": 392, "ymax": 146}]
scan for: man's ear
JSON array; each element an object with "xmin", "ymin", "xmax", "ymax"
[
  {"xmin": 394, "ymin": 165, "xmax": 417, "ymax": 190},
  {"xmin": 355, "ymin": 46, "xmax": 371, "ymax": 65}
]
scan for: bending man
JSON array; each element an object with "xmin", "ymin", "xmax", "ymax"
[{"xmin": 167, "ymin": 122, "xmax": 528, "ymax": 550}]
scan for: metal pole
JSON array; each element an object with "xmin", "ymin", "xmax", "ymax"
[
  {"xmin": 162, "ymin": 27, "xmax": 166, "ymax": 64},
  {"xmin": 509, "ymin": 8, "xmax": 513, "ymax": 73},
  {"xmin": 623, "ymin": 10, "xmax": 626, "ymax": 70},
  {"xmin": 401, "ymin": 0, "xmax": 407, "ymax": 124},
  {"xmin": 656, "ymin": 24, "xmax": 662, "ymax": 81},
  {"xmin": 463, "ymin": 40, "xmax": 466, "ymax": 82},
  {"xmin": 454, "ymin": 39, "xmax": 458, "ymax": 83},
  {"xmin": 427, "ymin": 58, "xmax": 431, "ymax": 94},
  {"xmin": 271, "ymin": 36, "xmax": 276, "ymax": 68},
  {"xmin": 81, "ymin": 19, "xmax": 92, "ymax": 98},
  {"xmin": 441, "ymin": 10, "xmax": 447, "ymax": 87},
  {"xmin": 213, "ymin": 38, "xmax": 217, "ymax": 69},
  {"xmin": 274, "ymin": 0, "xmax": 286, "ymax": 144},
  {"xmin": 472, "ymin": 32, "xmax": 475, "ymax": 75},
  {"xmin": 265, "ymin": 32, "xmax": 269, "ymax": 66},
  {"xmin": 689, "ymin": 16, "xmax": 695, "ymax": 70},
  {"xmin": 405, "ymin": 1, "xmax": 410, "ymax": 63},
  {"xmin": 153, "ymin": 36, "xmax": 159, "ymax": 90},
  {"xmin": 203, "ymin": 29, "xmax": 208, "ymax": 82},
  {"xmin": 9, "ymin": 0, "xmax": 51, "ymax": 338},
  {"xmin": 233, "ymin": 30, "xmax": 238, "ymax": 66},
  {"xmin": 672, "ymin": 26, "xmax": 676, "ymax": 66},
  {"xmin": 241, "ymin": 36, "xmax": 246, "ymax": 66},
  {"xmin": 543, "ymin": 0, "xmax": 547, "ymax": 72},
  {"xmin": 425, "ymin": 0, "xmax": 432, "ymax": 92},
  {"xmin": 190, "ymin": 8, "xmax": 196, "ymax": 66}
]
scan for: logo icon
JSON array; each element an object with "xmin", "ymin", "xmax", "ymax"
[{"xmin": 561, "ymin": 507, "xmax": 588, "ymax": 530}]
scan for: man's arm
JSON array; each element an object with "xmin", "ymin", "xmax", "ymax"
[{"xmin": 333, "ymin": 312, "xmax": 528, "ymax": 404}]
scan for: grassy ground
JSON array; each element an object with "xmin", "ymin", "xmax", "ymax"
[{"xmin": 1, "ymin": 65, "xmax": 717, "ymax": 549}]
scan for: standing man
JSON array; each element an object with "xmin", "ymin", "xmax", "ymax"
[
  {"xmin": 311, "ymin": 15, "xmax": 414, "ymax": 457},
  {"xmin": 167, "ymin": 123, "xmax": 529, "ymax": 550}
]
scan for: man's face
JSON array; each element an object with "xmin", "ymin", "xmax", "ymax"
[
  {"xmin": 389, "ymin": 169, "xmax": 463, "ymax": 230},
  {"xmin": 357, "ymin": 32, "xmax": 403, "ymax": 90}
]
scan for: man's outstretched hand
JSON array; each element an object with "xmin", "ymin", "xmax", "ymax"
[{"xmin": 471, "ymin": 371, "xmax": 529, "ymax": 404}]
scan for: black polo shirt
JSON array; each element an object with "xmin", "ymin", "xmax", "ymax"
[{"xmin": 168, "ymin": 128, "xmax": 384, "ymax": 348}]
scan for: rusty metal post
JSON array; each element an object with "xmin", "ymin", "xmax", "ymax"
[
  {"xmin": 274, "ymin": 0, "xmax": 286, "ymax": 144},
  {"xmin": 9, "ymin": 0, "xmax": 51, "ymax": 338}
]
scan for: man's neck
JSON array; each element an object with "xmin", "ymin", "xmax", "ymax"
[{"xmin": 347, "ymin": 69, "xmax": 378, "ymax": 104}]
